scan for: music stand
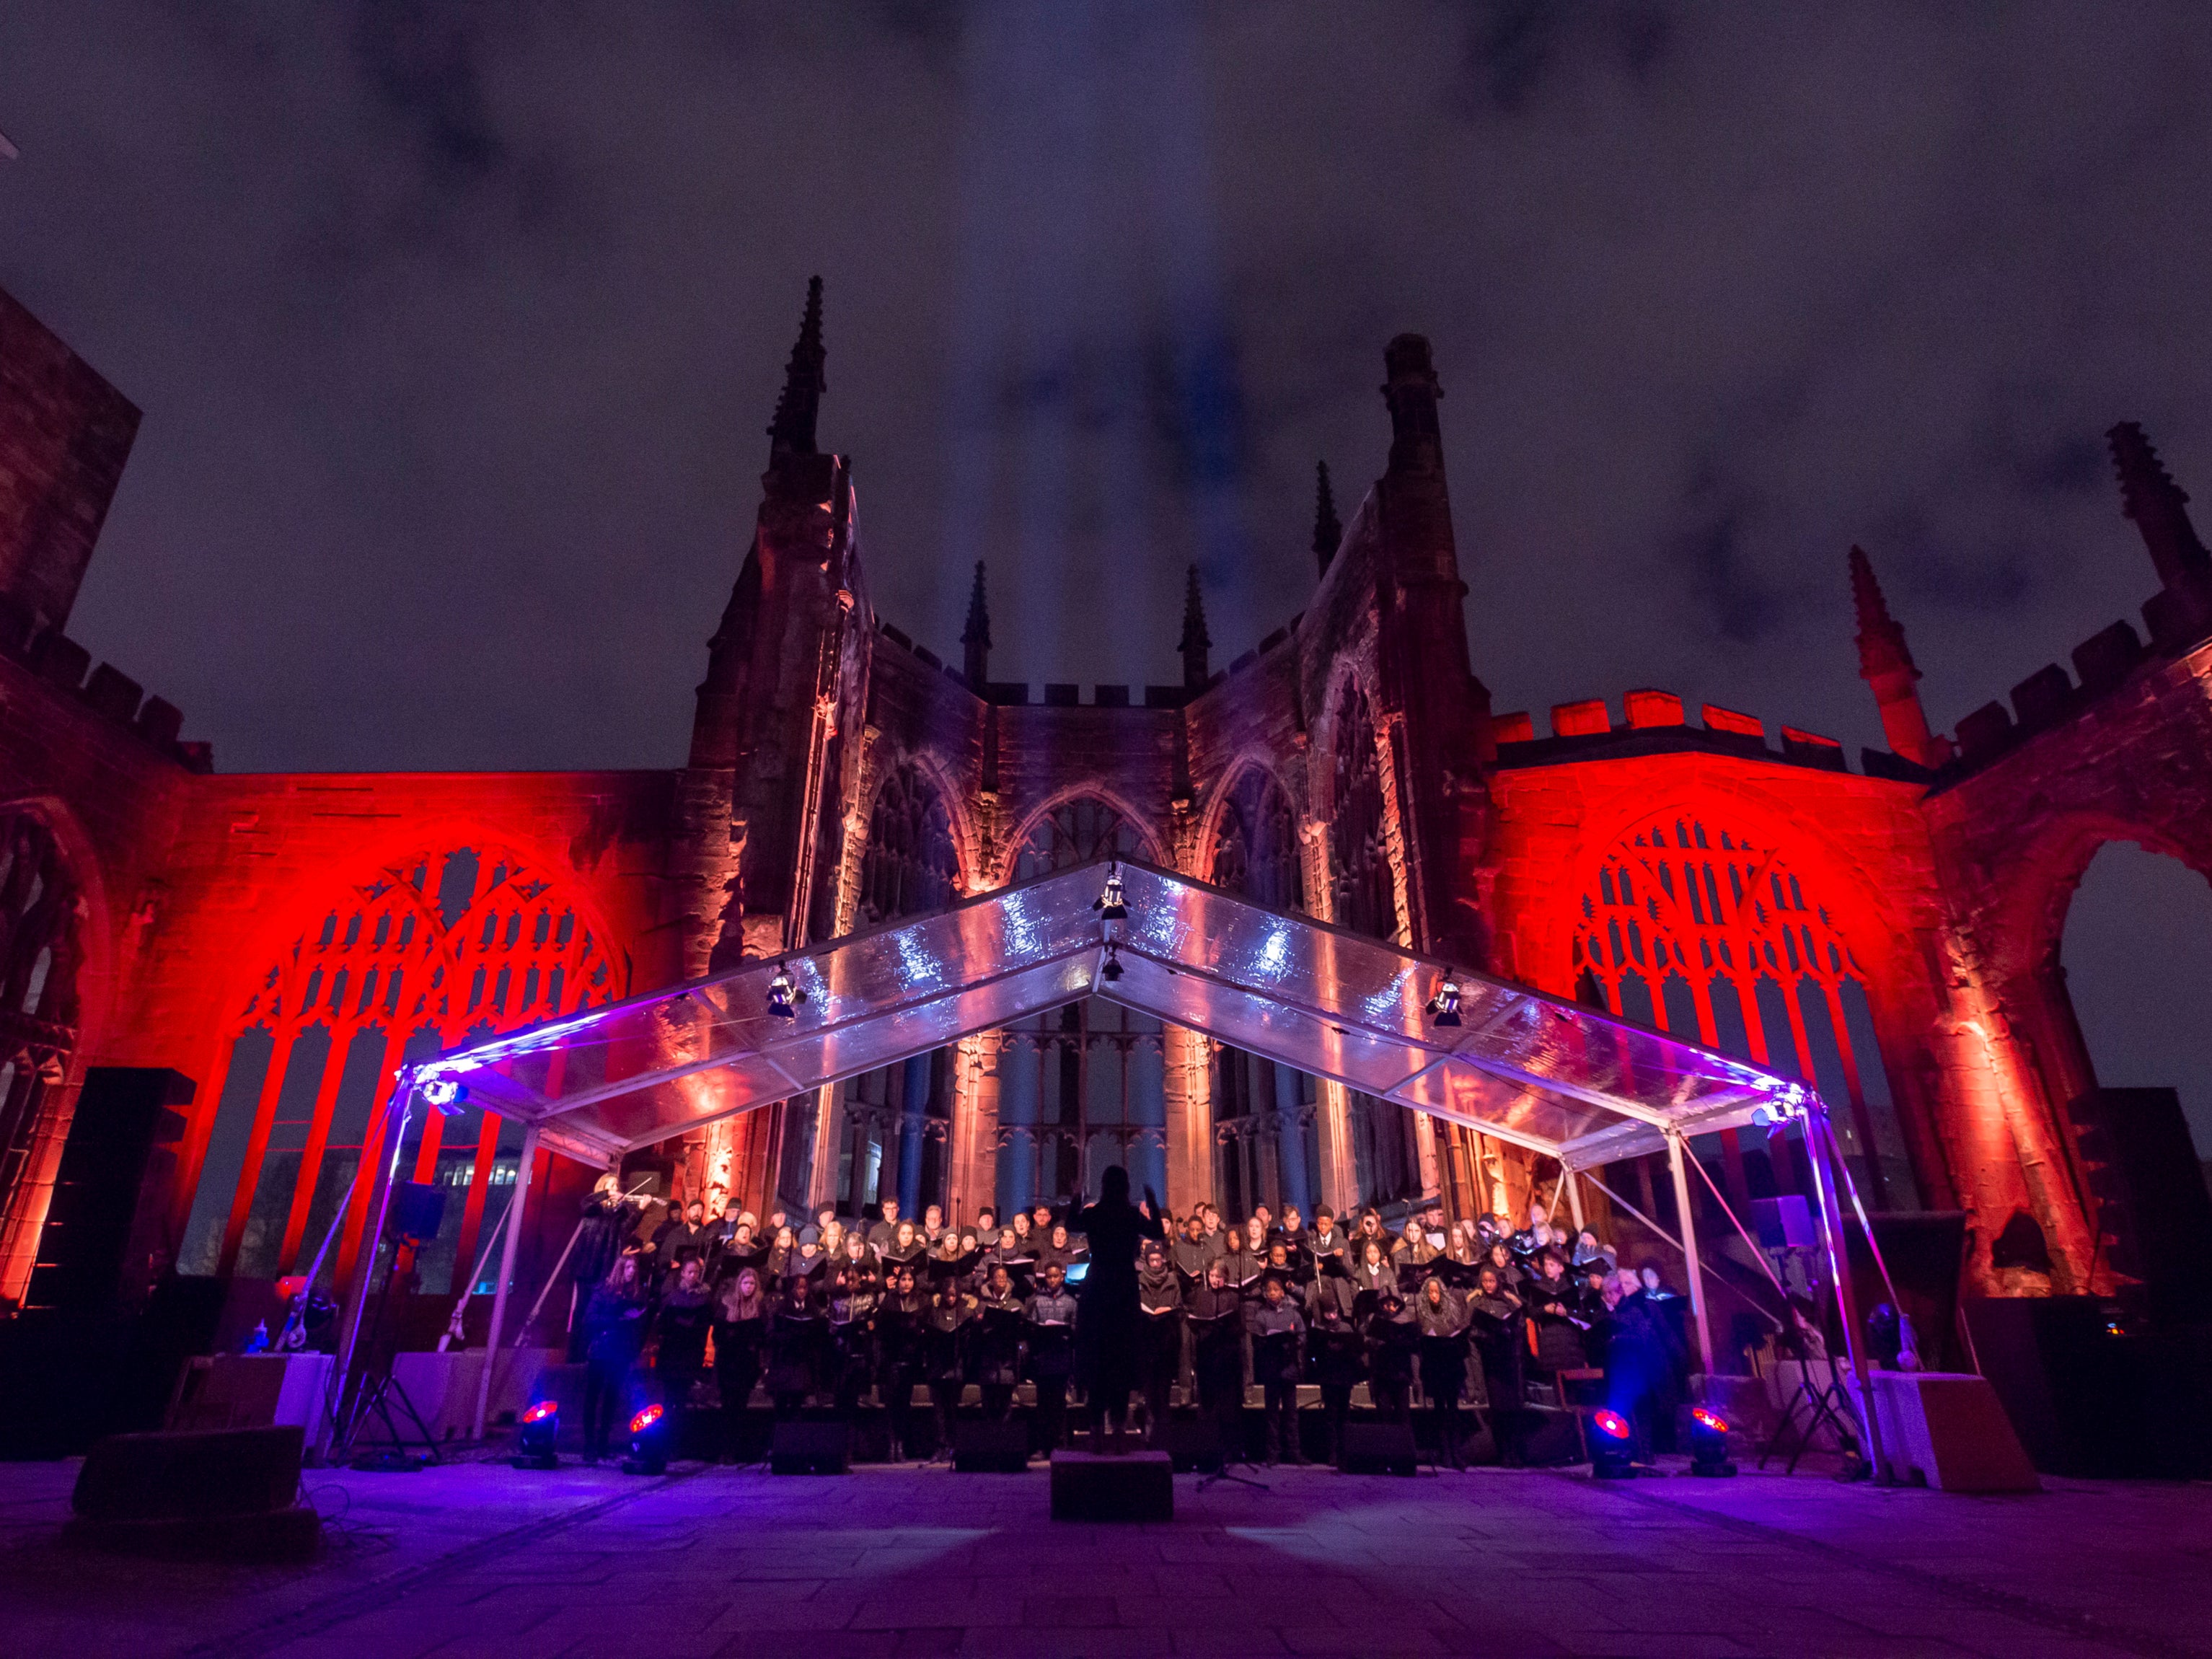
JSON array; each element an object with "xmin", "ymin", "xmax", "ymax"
[
  {"xmin": 339, "ymin": 1183, "xmax": 447, "ymax": 1471},
  {"xmin": 1758, "ymin": 1354, "xmax": 1861, "ymax": 1476}
]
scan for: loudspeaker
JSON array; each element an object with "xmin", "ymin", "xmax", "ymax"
[
  {"xmin": 953, "ymin": 1420, "xmax": 1031, "ymax": 1473},
  {"xmin": 1750, "ymin": 1195, "xmax": 1817, "ymax": 1250},
  {"xmin": 69, "ymin": 1425, "xmax": 317, "ymax": 1563},
  {"xmin": 770, "ymin": 1420, "xmax": 850, "ymax": 1475},
  {"xmin": 385, "ymin": 1182, "xmax": 448, "ymax": 1245},
  {"xmin": 1336, "ymin": 1422, "xmax": 1416, "ymax": 1476},
  {"xmin": 24, "ymin": 1068, "xmax": 193, "ymax": 1316},
  {"xmin": 2067, "ymin": 1088, "xmax": 2212, "ymax": 1323},
  {"xmin": 1158, "ymin": 1416, "xmax": 1223, "ymax": 1473},
  {"xmin": 75, "ymin": 1425, "xmax": 304, "ymax": 1521},
  {"xmin": 1520, "ymin": 1407, "xmax": 1588, "ymax": 1467},
  {"xmin": 1961, "ymin": 1296, "xmax": 2180, "ymax": 1477}
]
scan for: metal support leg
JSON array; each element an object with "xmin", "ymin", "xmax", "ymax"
[
  {"xmin": 322, "ymin": 1070, "xmax": 416, "ymax": 1461},
  {"xmin": 1803, "ymin": 1101, "xmax": 1892, "ymax": 1481},
  {"xmin": 472, "ymin": 1123, "xmax": 538, "ymax": 1440},
  {"xmin": 1563, "ymin": 1166, "xmax": 1586, "ymax": 1233},
  {"xmin": 1665, "ymin": 1131, "xmax": 1716, "ymax": 1378}
]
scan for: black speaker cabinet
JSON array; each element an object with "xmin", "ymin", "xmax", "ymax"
[
  {"xmin": 1158, "ymin": 1416, "xmax": 1223, "ymax": 1472},
  {"xmin": 770, "ymin": 1420, "xmax": 850, "ymax": 1475},
  {"xmin": 74, "ymin": 1426, "xmax": 303, "ymax": 1521},
  {"xmin": 1337, "ymin": 1422, "xmax": 1417, "ymax": 1475},
  {"xmin": 1520, "ymin": 1407, "xmax": 1589, "ymax": 1467},
  {"xmin": 952, "ymin": 1420, "xmax": 1031, "ymax": 1473},
  {"xmin": 384, "ymin": 1181, "xmax": 448, "ymax": 1246},
  {"xmin": 25, "ymin": 1068, "xmax": 193, "ymax": 1316}
]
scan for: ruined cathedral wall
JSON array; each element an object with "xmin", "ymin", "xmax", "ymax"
[
  {"xmin": 124, "ymin": 768, "xmax": 682, "ymax": 1209},
  {"xmin": 843, "ymin": 625, "xmax": 988, "ymax": 901},
  {"xmin": 1918, "ymin": 636, "xmax": 2212, "ymax": 1292}
]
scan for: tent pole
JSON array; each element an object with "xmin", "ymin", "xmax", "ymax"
[
  {"xmin": 322, "ymin": 1068, "xmax": 415, "ymax": 1461},
  {"xmin": 1664, "ymin": 1130, "xmax": 1715, "ymax": 1378},
  {"xmin": 1563, "ymin": 1165, "xmax": 1586, "ymax": 1232},
  {"xmin": 472, "ymin": 1123, "xmax": 539, "ymax": 1441},
  {"xmin": 1803, "ymin": 1099, "xmax": 1893, "ymax": 1482}
]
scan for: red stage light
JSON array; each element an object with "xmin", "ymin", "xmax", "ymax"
[
  {"xmin": 628, "ymin": 1404, "xmax": 664, "ymax": 1435},
  {"xmin": 1691, "ymin": 1407, "xmax": 1728, "ymax": 1433},
  {"xmin": 1593, "ymin": 1409, "xmax": 1631, "ymax": 1440},
  {"xmin": 522, "ymin": 1400, "xmax": 558, "ymax": 1424}
]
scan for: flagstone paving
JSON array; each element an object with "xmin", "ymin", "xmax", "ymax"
[{"xmin": 1, "ymin": 1454, "xmax": 2206, "ymax": 1658}]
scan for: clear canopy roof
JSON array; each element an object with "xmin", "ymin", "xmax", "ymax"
[{"xmin": 415, "ymin": 858, "xmax": 1803, "ymax": 1169}]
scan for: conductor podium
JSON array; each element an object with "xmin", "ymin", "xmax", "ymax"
[{"xmin": 1049, "ymin": 1448, "xmax": 1173, "ymax": 1521}]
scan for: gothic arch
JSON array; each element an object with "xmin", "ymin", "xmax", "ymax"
[
  {"xmin": 852, "ymin": 757, "xmax": 964, "ymax": 928},
  {"xmin": 1196, "ymin": 751, "xmax": 1306, "ymax": 889},
  {"xmin": 1999, "ymin": 811, "xmax": 2212, "ymax": 992},
  {"xmin": 1320, "ymin": 673, "xmax": 1404, "ymax": 943},
  {"xmin": 177, "ymin": 837, "xmax": 632, "ymax": 1287},
  {"xmin": 1202, "ymin": 760, "xmax": 1307, "ymax": 913},
  {"xmin": 1000, "ymin": 786, "xmax": 1165, "ymax": 885},
  {"xmin": 1558, "ymin": 790, "xmax": 1923, "ymax": 1207}
]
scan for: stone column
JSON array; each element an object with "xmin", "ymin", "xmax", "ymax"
[
  {"xmin": 1315, "ymin": 1078, "xmax": 1357, "ymax": 1215},
  {"xmin": 1413, "ymin": 1111, "xmax": 1442, "ymax": 1201},
  {"xmin": 1163, "ymin": 1026, "xmax": 1213, "ymax": 1215},
  {"xmin": 946, "ymin": 1031, "xmax": 1000, "ymax": 1230}
]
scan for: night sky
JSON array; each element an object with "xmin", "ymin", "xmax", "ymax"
[{"xmin": 4, "ymin": 4, "xmax": 2210, "ymax": 1145}]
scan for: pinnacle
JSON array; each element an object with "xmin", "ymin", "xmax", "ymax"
[
  {"xmin": 1313, "ymin": 461, "xmax": 1342, "ymax": 576},
  {"xmin": 767, "ymin": 275, "xmax": 827, "ymax": 457},
  {"xmin": 1178, "ymin": 564, "xmax": 1211, "ymax": 654}
]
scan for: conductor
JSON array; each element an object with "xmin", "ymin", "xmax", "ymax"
[{"xmin": 1072, "ymin": 1164, "xmax": 1166, "ymax": 1454}]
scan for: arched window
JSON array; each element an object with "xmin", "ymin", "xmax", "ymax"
[
  {"xmin": 801, "ymin": 762, "xmax": 964, "ymax": 1219},
  {"xmin": 1209, "ymin": 771, "xmax": 1319, "ymax": 1213},
  {"xmin": 855, "ymin": 762, "xmax": 959, "ymax": 927},
  {"xmin": 1328, "ymin": 681, "xmax": 1398, "ymax": 941},
  {"xmin": 176, "ymin": 846, "xmax": 623, "ymax": 1293},
  {"xmin": 1209, "ymin": 769, "xmax": 1304, "ymax": 913},
  {"xmin": 995, "ymin": 797, "xmax": 1166, "ymax": 1211},
  {"xmin": 0, "ymin": 811, "xmax": 79, "ymax": 1254},
  {"xmin": 1325, "ymin": 687, "xmax": 1420, "ymax": 1209},
  {"xmin": 1013, "ymin": 795, "xmax": 1147, "ymax": 882},
  {"xmin": 1574, "ymin": 814, "xmax": 1916, "ymax": 1207}
]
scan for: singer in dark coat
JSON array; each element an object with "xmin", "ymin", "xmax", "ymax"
[
  {"xmin": 1136, "ymin": 1240, "xmax": 1184, "ymax": 1446},
  {"xmin": 1070, "ymin": 1165, "xmax": 1166, "ymax": 1451}
]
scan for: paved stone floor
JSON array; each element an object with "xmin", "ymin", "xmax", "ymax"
[{"xmin": 1, "ymin": 1453, "xmax": 2207, "ymax": 1659}]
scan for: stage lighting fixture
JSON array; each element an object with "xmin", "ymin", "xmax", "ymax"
[
  {"xmin": 1093, "ymin": 863, "xmax": 1128, "ymax": 920},
  {"xmin": 1101, "ymin": 942, "xmax": 1124, "ymax": 983},
  {"xmin": 766, "ymin": 962, "xmax": 802, "ymax": 1020},
  {"xmin": 622, "ymin": 1403, "xmax": 669, "ymax": 1474},
  {"xmin": 1589, "ymin": 1409, "xmax": 1636, "ymax": 1479},
  {"xmin": 1427, "ymin": 974, "xmax": 1463, "ymax": 1027},
  {"xmin": 512, "ymin": 1399, "xmax": 560, "ymax": 1469},
  {"xmin": 419, "ymin": 1075, "xmax": 466, "ymax": 1109},
  {"xmin": 1688, "ymin": 1407, "xmax": 1737, "ymax": 1477}
]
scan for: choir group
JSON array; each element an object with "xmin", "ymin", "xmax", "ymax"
[{"xmin": 565, "ymin": 1179, "xmax": 1693, "ymax": 1469}]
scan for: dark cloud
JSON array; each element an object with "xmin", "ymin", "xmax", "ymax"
[{"xmin": 0, "ymin": 0, "xmax": 2208, "ymax": 771}]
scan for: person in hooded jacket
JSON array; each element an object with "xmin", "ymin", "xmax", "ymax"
[
  {"xmin": 1467, "ymin": 1264, "xmax": 1528, "ymax": 1467},
  {"xmin": 654, "ymin": 1255, "xmax": 714, "ymax": 1461},
  {"xmin": 1136, "ymin": 1238, "xmax": 1184, "ymax": 1446},
  {"xmin": 924, "ymin": 1273, "xmax": 977, "ymax": 1459},
  {"xmin": 767, "ymin": 1277, "xmax": 829, "ymax": 1420},
  {"xmin": 1246, "ymin": 1275, "xmax": 1307, "ymax": 1465},
  {"xmin": 569, "ymin": 1176, "xmax": 643, "ymax": 1360},
  {"xmin": 1023, "ymin": 1260, "xmax": 1080, "ymax": 1458},
  {"xmin": 877, "ymin": 1263, "xmax": 930, "ymax": 1461},
  {"xmin": 581, "ymin": 1252, "xmax": 649, "ymax": 1463},
  {"xmin": 1305, "ymin": 1269, "xmax": 1365, "ymax": 1466}
]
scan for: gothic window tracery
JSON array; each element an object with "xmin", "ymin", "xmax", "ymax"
[
  {"xmin": 1209, "ymin": 770, "xmax": 1318, "ymax": 1213},
  {"xmin": 798, "ymin": 762, "xmax": 963, "ymax": 1218},
  {"xmin": 1325, "ymin": 684, "xmax": 1421, "ymax": 1210},
  {"xmin": 995, "ymin": 797, "xmax": 1166, "ymax": 1211},
  {"xmin": 1574, "ymin": 815, "xmax": 1916, "ymax": 1205},
  {"xmin": 177, "ymin": 847, "xmax": 622, "ymax": 1292},
  {"xmin": 1328, "ymin": 680, "xmax": 1398, "ymax": 942},
  {"xmin": 0, "ymin": 811, "xmax": 79, "ymax": 1251}
]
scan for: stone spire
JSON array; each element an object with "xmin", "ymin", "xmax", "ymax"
[
  {"xmin": 961, "ymin": 560, "xmax": 992, "ymax": 689},
  {"xmin": 1178, "ymin": 564, "xmax": 1211, "ymax": 692},
  {"xmin": 1313, "ymin": 460, "xmax": 1342, "ymax": 577},
  {"xmin": 1849, "ymin": 545, "xmax": 1947, "ymax": 769},
  {"xmin": 2108, "ymin": 421, "xmax": 2211, "ymax": 591},
  {"xmin": 1381, "ymin": 334, "xmax": 1443, "ymax": 477},
  {"xmin": 767, "ymin": 276, "xmax": 827, "ymax": 459}
]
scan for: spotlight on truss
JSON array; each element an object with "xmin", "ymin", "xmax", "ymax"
[
  {"xmin": 1101, "ymin": 941, "xmax": 1124, "ymax": 983},
  {"xmin": 1093, "ymin": 862, "xmax": 1128, "ymax": 921},
  {"xmin": 766, "ymin": 962, "xmax": 805, "ymax": 1020},
  {"xmin": 1427, "ymin": 973, "xmax": 1463, "ymax": 1028},
  {"xmin": 419, "ymin": 1075, "xmax": 467, "ymax": 1109}
]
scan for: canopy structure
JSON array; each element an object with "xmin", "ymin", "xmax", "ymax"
[
  {"xmin": 349, "ymin": 857, "xmax": 1891, "ymax": 1469},
  {"xmin": 413, "ymin": 856, "xmax": 1806, "ymax": 1170}
]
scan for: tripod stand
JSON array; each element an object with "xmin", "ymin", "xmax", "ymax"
[
  {"xmin": 1758, "ymin": 1360, "xmax": 1861, "ymax": 1476},
  {"xmin": 338, "ymin": 1230, "xmax": 444, "ymax": 1471},
  {"xmin": 1194, "ymin": 1386, "xmax": 1270, "ymax": 1492}
]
